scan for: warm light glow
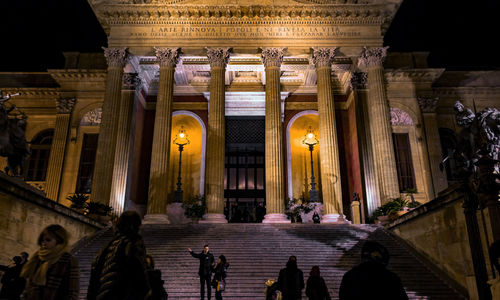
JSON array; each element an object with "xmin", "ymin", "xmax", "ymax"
[
  {"xmin": 307, "ymin": 133, "xmax": 314, "ymax": 139},
  {"xmin": 173, "ymin": 126, "xmax": 190, "ymax": 146},
  {"xmin": 302, "ymin": 126, "xmax": 319, "ymax": 146},
  {"xmin": 179, "ymin": 133, "xmax": 185, "ymax": 138}
]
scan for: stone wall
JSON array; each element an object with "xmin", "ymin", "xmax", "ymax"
[
  {"xmin": 388, "ymin": 185, "xmax": 494, "ymax": 299},
  {"xmin": 0, "ymin": 172, "xmax": 103, "ymax": 265}
]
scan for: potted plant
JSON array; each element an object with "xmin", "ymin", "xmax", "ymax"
[
  {"xmin": 66, "ymin": 193, "xmax": 89, "ymax": 214},
  {"xmin": 85, "ymin": 201, "xmax": 113, "ymax": 223},
  {"xmin": 371, "ymin": 197, "xmax": 409, "ymax": 224},
  {"xmin": 182, "ymin": 194, "xmax": 206, "ymax": 222},
  {"xmin": 285, "ymin": 196, "xmax": 316, "ymax": 223}
]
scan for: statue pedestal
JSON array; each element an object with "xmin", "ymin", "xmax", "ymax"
[{"xmin": 166, "ymin": 203, "xmax": 191, "ymax": 224}]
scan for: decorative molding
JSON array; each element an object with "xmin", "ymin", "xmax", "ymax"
[
  {"xmin": 56, "ymin": 98, "xmax": 77, "ymax": 114},
  {"xmin": 357, "ymin": 46, "xmax": 388, "ymax": 69},
  {"xmin": 122, "ymin": 72, "xmax": 141, "ymax": 89},
  {"xmin": 349, "ymin": 72, "xmax": 367, "ymax": 90},
  {"xmin": 312, "ymin": 47, "xmax": 337, "ymax": 68},
  {"xmin": 80, "ymin": 108, "xmax": 102, "ymax": 126},
  {"xmin": 390, "ymin": 107, "xmax": 414, "ymax": 126},
  {"xmin": 206, "ymin": 48, "xmax": 232, "ymax": 68},
  {"xmin": 417, "ymin": 97, "xmax": 438, "ymax": 113},
  {"xmin": 102, "ymin": 47, "xmax": 130, "ymax": 68},
  {"xmin": 385, "ymin": 69, "xmax": 445, "ymax": 83},
  {"xmin": 154, "ymin": 47, "xmax": 181, "ymax": 67},
  {"xmin": 261, "ymin": 47, "xmax": 287, "ymax": 68},
  {"xmin": 0, "ymin": 88, "xmax": 60, "ymax": 97},
  {"xmin": 48, "ymin": 70, "xmax": 107, "ymax": 81}
]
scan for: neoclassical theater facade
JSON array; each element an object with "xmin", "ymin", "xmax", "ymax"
[{"xmin": 1, "ymin": 0, "xmax": 499, "ymax": 223}]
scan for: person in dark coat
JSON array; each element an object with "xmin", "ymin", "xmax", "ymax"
[
  {"xmin": 87, "ymin": 211, "xmax": 151, "ymax": 300},
  {"xmin": 0, "ymin": 255, "xmax": 26, "ymax": 300},
  {"xmin": 145, "ymin": 255, "xmax": 168, "ymax": 300},
  {"xmin": 277, "ymin": 256, "xmax": 304, "ymax": 300},
  {"xmin": 211, "ymin": 255, "xmax": 229, "ymax": 300},
  {"xmin": 305, "ymin": 266, "xmax": 330, "ymax": 300},
  {"xmin": 339, "ymin": 240, "xmax": 408, "ymax": 300},
  {"xmin": 20, "ymin": 224, "xmax": 79, "ymax": 300},
  {"xmin": 188, "ymin": 244, "xmax": 215, "ymax": 300}
]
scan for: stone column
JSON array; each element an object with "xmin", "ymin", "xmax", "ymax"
[
  {"xmin": 109, "ymin": 73, "xmax": 140, "ymax": 215},
  {"xmin": 312, "ymin": 47, "xmax": 345, "ymax": 223},
  {"xmin": 418, "ymin": 97, "xmax": 448, "ymax": 196},
  {"xmin": 351, "ymin": 72, "xmax": 381, "ymax": 217},
  {"xmin": 261, "ymin": 48, "xmax": 289, "ymax": 223},
  {"xmin": 201, "ymin": 48, "xmax": 231, "ymax": 223},
  {"xmin": 145, "ymin": 47, "xmax": 180, "ymax": 224},
  {"xmin": 45, "ymin": 98, "xmax": 76, "ymax": 201},
  {"xmin": 358, "ymin": 47, "xmax": 400, "ymax": 203},
  {"xmin": 90, "ymin": 47, "xmax": 129, "ymax": 205}
]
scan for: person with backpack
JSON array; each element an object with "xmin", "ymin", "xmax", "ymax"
[
  {"xmin": 211, "ymin": 255, "xmax": 229, "ymax": 300},
  {"xmin": 87, "ymin": 211, "xmax": 151, "ymax": 300},
  {"xmin": 277, "ymin": 256, "xmax": 304, "ymax": 300},
  {"xmin": 305, "ymin": 266, "xmax": 330, "ymax": 300},
  {"xmin": 145, "ymin": 255, "xmax": 168, "ymax": 300}
]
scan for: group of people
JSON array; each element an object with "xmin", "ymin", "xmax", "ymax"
[{"xmin": 2, "ymin": 210, "xmax": 499, "ymax": 300}]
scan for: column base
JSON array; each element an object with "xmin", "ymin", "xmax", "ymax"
[
  {"xmin": 262, "ymin": 213, "xmax": 291, "ymax": 224},
  {"xmin": 199, "ymin": 213, "xmax": 228, "ymax": 224},
  {"xmin": 321, "ymin": 214, "xmax": 349, "ymax": 224},
  {"xmin": 143, "ymin": 214, "xmax": 170, "ymax": 224}
]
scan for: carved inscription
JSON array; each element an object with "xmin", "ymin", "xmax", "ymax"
[{"xmin": 126, "ymin": 25, "xmax": 364, "ymax": 39}]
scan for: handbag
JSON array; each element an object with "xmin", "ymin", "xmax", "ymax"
[{"xmin": 217, "ymin": 280, "xmax": 226, "ymax": 292}]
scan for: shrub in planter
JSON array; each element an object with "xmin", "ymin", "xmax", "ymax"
[
  {"xmin": 86, "ymin": 202, "xmax": 113, "ymax": 222},
  {"xmin": 67, "ymin": 194, "xmax": 89, "ymax": 212},
  {"xmin": 182, "ymin": 195, "xmax": 206, "ymax": 221},
  {"xmin": 285, "ymin": 196, "xmax": 317, "ymax": 223}
]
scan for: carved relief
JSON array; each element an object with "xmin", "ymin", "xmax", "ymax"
[
  {"xmin": 154, "ymin": 47, "xmax": 181, "ymax": 67},
  {"xmin": 122, "ymin": 73, "xmax": 141, "ymax": 89},
  {"xmin": 417, "ymin": 97, "xmax": 438, "ymax": 113},
  {"xmin": 358, "ymin": 46, "xmax": 389, "ymax": 69},
  {"xmin": 206, "ymin": 48, "xmax": 231, "ymax": 68},
  {"xmin": 349, "ymin": 72, "xmax": 368, "ymax": 90},
  {"xmin": 312, "ymin": 47, "xmax": 337, "ymax": 68},
  {"xmin": 81, "ymin": 108, "xmax": 102, "ymax": 126},
  {"xmin": 261, "ymin": 48, "xmax": 287, "ymax": 68},
  {"xmin": 390, "ymin": 107, "xmax": 414, "ymax": 126},
  {"xmin": 102, "ymin": 47, "xmax": 130, "ymax": 68},
  {"xmin": 56, "ymin": 98, "xmax": 76, "ymax": 114}
]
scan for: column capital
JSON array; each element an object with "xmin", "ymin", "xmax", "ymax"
[
  {"xmin": 311, "ymin": 47, "xmax": 337, "ymax": 68},
  {"xmin": 418, "ymin": 97, "xmax": 438, "ymax": 113},
  {"xmin": 349, "ymin": 72, "xmax": 368, "ymax": 90},
  {"xmin": 357, "ymin": 46, "xmax": 389, "ymax": 69},
  {"xmin": 261, "ymin": 47, "xmax": 287, "ymax": 68},
  {"xmin": 154, "ymin": 47, "xmax": 181, "ymax": 68},
  {"xmin": 56, "ymin": 98, "xmax": 76, "ymax": 114},
  {"xmin": 122, "ymin": 72, "xmax": 141, "ymax": 90},
  {"xmin": 102, "ymin": 47, "xmax": 130, "ymax": 68},
  {"xmin": 206, "ymin": 47, "xmax": 231, "ymax": 68}
]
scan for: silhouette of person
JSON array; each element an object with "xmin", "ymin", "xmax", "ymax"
[
  {"xmin": 339, "ymin": 241, "xmax": 408, "ymax": 300},
  {"xmin": 188, "ymin": 244, "xmax": 215, "ymax": 300},
  {"xmin": 277, "ymin": 256, "xmax": 304, "ymax": 300},
  {"xmin": 488, "ymin": 240, "xmax": 500, "ymax": 299},
  {"xmin": 305, "ymin": 266, "xmax": 330, "ymax": 300}
]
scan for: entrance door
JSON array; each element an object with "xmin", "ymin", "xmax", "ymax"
[{"xmin": 224, "ymin": 117, "xmax": 266, "ymax": 222}]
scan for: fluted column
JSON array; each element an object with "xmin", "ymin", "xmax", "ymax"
[
  {"xmin": 418, "ymin": 97, "xmax": 448, "ymax": 196},
  {"xmin": 312, "ymin": 48, "xmax": 344, "ymax": 222},
  {"xmin": 351, "ymin": 72, "xmax": 381, "ymax": 217},
  {"xmin": 90, "ymin": 47, "xmax": 129, "ymax": 205},
  {"xmin": 358, "ymin": 47, "xmax": 400, "ymax": 203},
  {"xmin": 145, "ymin": 47, "xmax": 180, "ymax": 224},
  {"xmin": 201, "ymin": 48, "xmax": 231, "ymax": 223},
  {"xmin": 109, "ymin": 73, "xmax": 139, "ymax": 215},
  {"xmin": 261, "ymin": 48, "xmax": 289, "ymax": 223},
  {"xmin": 45, "ymin": 98, "xmax": 76, "ymax": 201}
]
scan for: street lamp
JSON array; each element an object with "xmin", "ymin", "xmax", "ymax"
[
  {"xmin": 173, "ymin": 126, "xmax": 190, "ymax": 203},
  {"xmin": 302, "ymin": 126, "xmax": 319, "ymax": 202}
]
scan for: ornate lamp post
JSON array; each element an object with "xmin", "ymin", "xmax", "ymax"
[
  {"xmin": 173, "ymin": 126, "xmax": 190, "ymax": 203},
  {"xmin": 302, "ymin": 126, "xmax": 319, "ymax": 202}
]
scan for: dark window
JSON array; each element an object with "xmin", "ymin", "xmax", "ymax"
[
  {"xmin": 26, "ymin": 129, "xmax": 54, "ymax": 181},
  {"xmin": 393, "ymin": 133, "xmax": 416, "ymax": 192},
  {"xmin": 75, "ymin": 134, "xmax": 99, "ymax": 194}
]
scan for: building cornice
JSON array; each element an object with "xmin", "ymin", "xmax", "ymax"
[{"xmin": 385, "ymin": 69, "xmax": 445, "ymax": 83}]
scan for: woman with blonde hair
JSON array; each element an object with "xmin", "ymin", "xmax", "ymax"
[{"xmin": 21, "ymin": 224, "xmax": 79, "ymax": 300}]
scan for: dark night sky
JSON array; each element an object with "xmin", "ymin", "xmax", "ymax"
[{"xmin": 1, "ymin": 0, "xmax": 499, "ymax": 71}]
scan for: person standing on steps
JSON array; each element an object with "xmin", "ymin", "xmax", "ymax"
[
  {"xmin": 305, "ymin": 266, "xmax": 330, "ymax": 300},
  {"xmin": 212, "ymin": 255, "xmax": 229, "ymax": 300},
  {"xmin": 339, "ymin": 240, "xmax": 408, "ymax": 300},
  {"xmin": 188, "ymin": 244, "xmax": 215, "ymax": 300},
  {"xmin": 277, "ymin": 256, "xmax": 305, "ymax": 300}
]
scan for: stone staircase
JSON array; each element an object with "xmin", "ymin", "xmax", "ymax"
[{"xmin": 72, "ymin": 224, "xmax": 466, "ymax": 300}]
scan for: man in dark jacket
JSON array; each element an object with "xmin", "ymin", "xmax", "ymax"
[
  {"xmin": 188, "ymin": 244, "xmax": 215, "ymax": 300},
  {"xmin": 277, "ymin": 256, "xmax": 305, "ymax": 300},
  {"xmin": 87, "ymin": 211, "xmax": 151, "ymax": 300},
  {"xmin": 339, "ymin": 240, "xmax": 408, "ymax": 300},
  {"xmin": 0, "ymin": 255, "xmax": 26, "ymax": 300}
]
